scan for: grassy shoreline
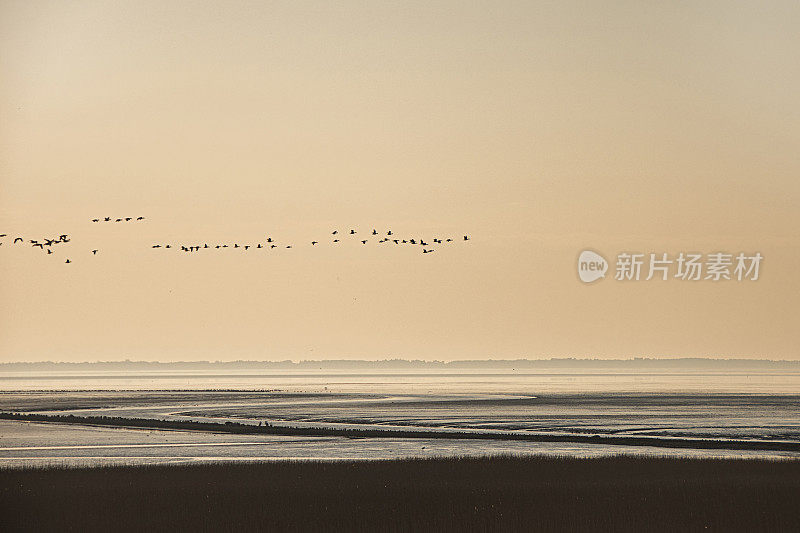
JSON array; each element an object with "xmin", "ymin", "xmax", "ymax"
[{"xmin": 1, "ymin": 455, "xmax": 799, "ymax": 532}]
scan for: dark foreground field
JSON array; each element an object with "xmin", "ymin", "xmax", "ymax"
[{"xmin": 1, "ymin": 456, "xmax": 799, "ymax": 533}]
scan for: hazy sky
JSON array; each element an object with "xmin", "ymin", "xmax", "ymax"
[{"xmin": 1, "ymin": 1, "xmax": 798, "ymax": 362}]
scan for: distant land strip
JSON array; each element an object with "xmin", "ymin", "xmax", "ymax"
[
  {"xmin": 3, "ymin": 412, "xmax": 799, "ymax": 454},
  {"xmin": 3, "ymin": 358, "xmax": 800, "ymax": 371}
]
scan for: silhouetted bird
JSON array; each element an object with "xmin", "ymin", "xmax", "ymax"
[
  {"xmin": 59, "ymin": 235, "xmax": 68, "ymax": 241},
  {"xmin": 152, "ymin": 245, "xmax": 161, "ymax": 248},
  {"xmin": 65, "ymin": 259, "xmax": 71, "ymax": 263},
  {"xmin": 92, "ymin": 219, "xmax": 99, "ymax": 222},
  {"xmin": 286, "ymin": 245, "xmax": 292, "ymax": 248},
  {"xmin": 271, "ymin": 245, "xmax": 277, "ymax": 248},
  {"xmin": 267, "ymin": 237, "xmax": 273, "ymax": 243},
  {"xmin": 420, "ymin": 241, "xmax": 428, "ymax": 246},
  {"xmin": 204, "ymin": 244, "xmax": 208, "ymax": 248},
  {"xmin": 409, "ymin": 239, "xmax": 416, "ymax": 244},
  {"xmin": 115, "ymin": 219, "xmax": 121, "ymax": 222},
  {"xmin": 350, "ymin": 229, "xmax": 356, "ymax": 234},
  {"xmin": 393, "ymin": 239, "xmax": 399, "ymax": 244},
  {"xmin": 311, "ymin": 241, "xmax": 318, "ymax": 245},
  {"xmin": 136, "ymin": 217, "xmax": 144, "ymax": 220},
  {"xmin": 234, "ymin": 244, "xmax": 239, "ymax": 248},
  {"xmin": 464, "ymin": 235, "xmax": 469, "ymax": 241},
  {"xmin": 361, "ymin": 240, "xmax": 367, "ymax": 244},
  {"xmin": 0, "ymin": 234, "xmax": 6, "ymax": 237},
  {"xmin": 446, "ymin": 238, "xmax": 453, "ymax": 242},
  {"xmin": 47, "ymin": 249, "xmax": 52, "ymax": 254},
  {"xmin": 33, "ymin": 243, "xmax": 43, "ymax": 249},
  {"xmin": 244, "ymin": 245, "xmax": 250, "ymax": 250},
  {"xmin": 372, "ymin": 229, "xmax": 377, "ymax": 235},
  {"xmin": 332, "ymin": 230, "xmax": 338, "ymax": 235},
  {"xmin": 333, "ymin": 239, "xmax": 339, "ymax": 243},
  {"xmin": 125, "ymin": 217, "xmax": 132, "ymax": 221},
  {"xmin": 104, "ymin": 217, "xmax": 110, "ymax": 221},
  {"xmin": 387, "ymin": 230, "xmax": 392, "ymax": 235},
  {"xmin": 165, "ymin": 245, "xmax": 171, "ymax": 248},
  {"xmin": 423, "ymin": 249, "xmax": 433, "ymax": 253},
  {"xmin": 92, "ymin": 250, "xmax": 98, "ymax": 255},
  {"xmin": 257, "ymin": 244, "xmax": 262, "ymax": 248}
]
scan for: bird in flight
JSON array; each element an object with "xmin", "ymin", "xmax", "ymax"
[
  {"xmin": 311, "ymin": 241, "xmax": 318, "ymax": 245},
  {"xmin": 372, "ymin": 229, "xmax": 378, "ymax": 235},
  {"xmin": 361, "ymin": 240, "xmax": 367, "ymax": 244},
  {"xmin": 92, "ymin": 250, "xmax": 98, "ymax": 255},
  {"xmin": 92, "ymin": 219, "xmax": 99, "ymax": 223},
  {"xmin": 136, "ymin": 217, "xmax": 144, "ymax": 220},
  {"xmin": 65, "ymin": 259, "xmax": 71, "ymax": 264},
  {"xmin": 14, "ymin": 237, "xmax": 23, "ymax": 243},
  {"xmin": 464, "ymin": 235, "xmax": 469, "ymax": 241},
  {"xmin": 350, "ymin": 229, "xmax": 356, "ymax": 234},
  {"xmin": 332, "ymin": 230, "xmax": 338, "ymax": 235}
]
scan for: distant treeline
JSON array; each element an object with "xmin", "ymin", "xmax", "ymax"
[
  {"xmin": 3, "ymin": 357, "xmax": 799, "ymax": 371},
  {"xmin": 3, "ymin": 412, "xmax": 799, "ymax": 453}
]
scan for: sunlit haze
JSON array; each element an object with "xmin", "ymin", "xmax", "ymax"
[{"xmin": 1, "ymin": 1, "xmax": 798, "ymax": 361}]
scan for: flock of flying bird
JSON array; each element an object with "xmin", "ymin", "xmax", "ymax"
[
  {"xmin": 0, "ymin": 218, "xmax": 470, "ymax": 264},
  {"xmin": 155, "ymin": 228, "xmax": 470, "ymax": 254}
]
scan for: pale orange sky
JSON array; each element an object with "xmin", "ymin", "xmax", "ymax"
[{"xmin": 1, "ymin": 1, "xmax": 798, "ymax": 362}]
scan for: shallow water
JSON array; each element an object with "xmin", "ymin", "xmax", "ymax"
[
  {"xmin": 1, "ymin": 370, "xmax": 799, "ymax": 466},
  {"xmin": 2, "ymin": 369, "xmax": 799, "ymax": 393}
]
